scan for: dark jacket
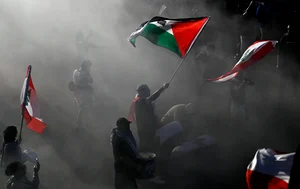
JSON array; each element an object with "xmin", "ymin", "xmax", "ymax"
[
  {"xmin": 6, "ymin": 173, "xmax": 39, "ymax": 189},
  {"xmin": 135, "ymin": 98, "xmax": 159, "ymax": 138},
  {"xmin": 1, "ymin": 141, "xmax": 22, "ymax": 167},
  {"xmin": 111, "ymin": 128, "xmax": 140, "ymax": 177}
]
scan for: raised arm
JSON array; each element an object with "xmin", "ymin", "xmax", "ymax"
[
  {"xmin": 31, "ymin": 161, "xmax": 40, "ymax": 189},
  {"xmin": 147, "ymin": 83, "xmax": 169, "ymax": 102}
]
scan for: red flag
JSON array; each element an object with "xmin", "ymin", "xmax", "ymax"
[
  {"xmin": 20, "ymin": 66, "xmax": 46, "ymax": 134},
  {"xmin": 128, "ymin": 16, "xmax": 210, "ymax": 58},
  {"xmin": 246, "ymin": 148, "xmax": 294, "ymax": 189},
  {"xmin": 128, "ymin": 95, "xmax": 139, "ymax": 122},
  {"xmin": 208, "ymin": 40, "xmax": 277, "ymax": 83}
]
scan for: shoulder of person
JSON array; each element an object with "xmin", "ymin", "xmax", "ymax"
[
  {"xmin": 136, "ymin": 97, "xmax": 147, "ymax": 104},
  {"xmin": 73, "ymin": 69, "xmax": 80, "ymax": 75},
  {"xmin": 4, "ymin": 142, "xmax": 18, "ymax": 149},
  {"xmin": 172, "ymin": 104, "xmax": 185, "ymax": 111}
]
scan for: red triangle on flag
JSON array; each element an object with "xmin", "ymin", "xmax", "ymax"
[{"xmin": 172, "ymin": 17, "xmax": 209, "ymax": 57}]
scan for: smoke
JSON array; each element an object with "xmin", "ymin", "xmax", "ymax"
[{"xmin": 0, "ymin": 0, "xmax": 298, "ymax": 188}]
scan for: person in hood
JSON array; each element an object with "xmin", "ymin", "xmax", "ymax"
[
  {"xmin": 1, "ymin": 126, "xmax": 22, "ymax": 168},
  {"xmin": 72, "ymin": 60, "xmax": 94, "ymax": 130},
  {"xmin": 5, "ymin": 161, "xmax": 40, "ymax": 189},
  {"xmin": 134, "ymin": 83, "xmax": 169, "ymax": 152}
]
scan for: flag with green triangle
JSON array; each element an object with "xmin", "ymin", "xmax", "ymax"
[{"xmin": 128, "ymin": 16, "xmax": 210, "ymax": 58}]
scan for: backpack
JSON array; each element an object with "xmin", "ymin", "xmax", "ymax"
[{"xmin": 68, "ymin": 81, "xmax": 77, "ymax": 91}]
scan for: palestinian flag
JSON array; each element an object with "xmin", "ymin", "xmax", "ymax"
[
  {"xmin": 20, "ymin": 65, "xmax": 46, "ymax": 134},
  {"xmin": 246, "ymin": 148, "xmax": 295, "ymax": 189},
  {"xmin": 208, "ymin": 40, "xmax": 277, "ymax": 83},
  {"xmin": 128, "ymin": 16, "xmax": 210, "ymax": 58}
]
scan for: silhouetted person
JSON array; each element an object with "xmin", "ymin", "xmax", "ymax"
[
  {"xmin": 161, "ymin": 103, "xmax": 196, "ymax": 138},
  {"xmin": 5, "ymin": 161, "xmax": 40, "ymax": 189},
  {"xmin": 111, "ymin": 118, "xmax": 141, "ymax": 189},
  {"xmin": 278, "ymin": 23, "xmax": 300, "ymax": 101},
  {"xmin": 1, "ymin": 126, "xmax": 22, "ymax": 168},
  {"xmin": 229, "ymin": 73, "xmax": 253, "ymax": 127},
  {"xmin": 134, "ymin": 83, "xmax": 169, "ymax": 152},
  {"xmin": 72, "ymin": 60, "xmax": 94, "ymax": 130},
  {"xmin": 237, "ymin": 1, "xmax": 270, "ymax": 55}
]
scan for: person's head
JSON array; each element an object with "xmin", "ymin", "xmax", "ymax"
[
  {"xmin": 116, "ymin": 117, "xmax": 131, "ymax": 131},
  {"xmin": 81, "ymin": 60, "xmax": 92, "ymax": 72},
  {"xmin": 3, "ymin": 126, "xmax": 18, "ymax": 143},
  {"xmin": 136, "ymin": 84, "xmax": 150, "ymax": 98},
  {"xmin": 5, "ymin": 162, "xmax": 27, "ymax": 177}
]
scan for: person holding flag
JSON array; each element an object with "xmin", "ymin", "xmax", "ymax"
[
  {"xmin": 133, "ymin": 83, "xmax": 169, "ymax": 152},
  {"xmin": 127, "ymin": 15, "xmax": 210, "ymax": 152},
  {"xmin": 1, "ymin": 126, "xmax": 22, "ymax": 168}
]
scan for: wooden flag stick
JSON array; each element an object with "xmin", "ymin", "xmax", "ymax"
[{"xmin": 168, "ymin": 57, "xmax": 186, "ymax": 83}]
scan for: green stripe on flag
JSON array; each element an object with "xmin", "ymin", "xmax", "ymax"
[{"xmin": 141, "ymin": 24, "xmax": 181, "ymax": 57}]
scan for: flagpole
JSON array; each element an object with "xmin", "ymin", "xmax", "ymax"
[
  {"xmin": 19, "ymin": 65, "xmax": 32, "ymax": 140},
  {"xmin": 168, "ymin": 57, "xmax": 186, "ymax": 83}
]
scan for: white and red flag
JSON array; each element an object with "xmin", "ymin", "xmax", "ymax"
[
  {"xmin": 208, "ymin": 40, "xmax": 277, "ymax": 83},
  {"xmin": 20, "ymin": 65, "xmax": 46, "ymax": 134},
  {"xmin": 246, "ymin": 148, "xmax": 295, "ymax": 189}
]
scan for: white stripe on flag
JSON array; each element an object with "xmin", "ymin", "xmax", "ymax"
[{"xmin": 208, "ymin": 40, "xmax": 277, "ymax": 83}]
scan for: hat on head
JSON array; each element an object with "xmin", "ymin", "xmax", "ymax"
[
  {"xmin": 136, "ymin": 84, "xmax": 149, "ymax": 93},
  {"xmin": 116, "ymin": 117, "xmax": 131, "ymax": 127},
  {"xmin": 3, "ymin": 126, "xmax": 17, "ymax": 134}
]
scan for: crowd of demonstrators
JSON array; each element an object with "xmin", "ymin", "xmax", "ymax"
[
  {"xmin": 1, "ymin": 1, "xmax": 300, "ymax": 189},
  {"xmin": 5, "ymin": 161, "xmax": 40, "ymax": 189},
  {"xmin": 110, "ymin": 1, "xmax": 300, "ymax": 189},
  {"xmin": 0, "ymin": 125, "xmax": 41, "ymax": 189}
]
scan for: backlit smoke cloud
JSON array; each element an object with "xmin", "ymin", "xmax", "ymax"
[{"xmin": 0, "ymin": 0, "xmax": 297, "ymax": 188}]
